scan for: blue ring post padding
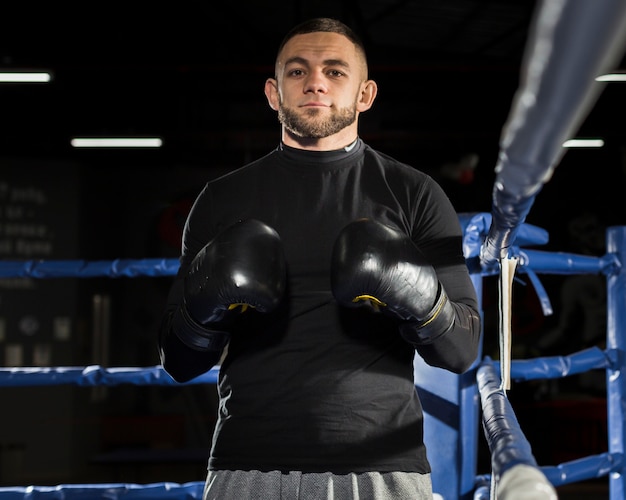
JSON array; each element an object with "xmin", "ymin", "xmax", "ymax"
[{"xmin": 0, "ymin": 482, "xmax": 205, "ymax": 499}]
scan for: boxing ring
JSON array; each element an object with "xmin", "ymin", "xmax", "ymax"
[{"xmin": 2, "ymin": 0, "xmax": 626, "ymax": 498}]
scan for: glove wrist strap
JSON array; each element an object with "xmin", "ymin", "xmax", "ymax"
[{"xmin": 400, "ymin": 286, "xmax": 455, "ymax": 344}]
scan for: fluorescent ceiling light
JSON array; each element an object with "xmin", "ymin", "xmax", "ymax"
[
  {"xmin": 71, "ymin": 138, "xmax": 163, "ymax": 148},
  {"xmin": 596, "ymin": 73, "xmax": 626, "ymax": 82},
  {"xmin": 0, "ymin": 72, "xmax": 52, "ymax": 83},
  {"xmin": 563, "ymin": 139, "xmax": 604, "ymax": 148}
]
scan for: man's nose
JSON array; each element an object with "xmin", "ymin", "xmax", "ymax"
[{"xmin": 304, "ymin": 71, "xmax": 328, "ymax": 93}]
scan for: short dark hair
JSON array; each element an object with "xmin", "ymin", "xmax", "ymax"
[{"xmin": 276, "ymin": 17, "xmax": 368, "ymax": 66}]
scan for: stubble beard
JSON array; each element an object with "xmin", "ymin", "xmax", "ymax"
[{"xmin": 277, "ymin": 98, "xmax": 357, "ymax": 139}]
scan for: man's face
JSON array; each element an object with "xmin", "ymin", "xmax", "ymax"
[{"xmin": 271, "ymin": 32, "xmax": 368, "ymax": 139}]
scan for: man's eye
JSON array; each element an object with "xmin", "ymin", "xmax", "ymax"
[
  {"xmin": 289, "ymin": 69, "xmax": 304, "ymax": 76},
  {"xmin": 328, "ymin": 70, "xmax": 344, "ymax": 77}
]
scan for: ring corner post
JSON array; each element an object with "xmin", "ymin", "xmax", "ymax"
[{"xmin": 606, "ymin": 225, "xmax": 626, "ymax": 500}]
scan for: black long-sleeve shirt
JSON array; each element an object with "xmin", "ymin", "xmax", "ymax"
[{"xmin": 159, "ymin": 138, "xmax": 481, "ymax": 474}]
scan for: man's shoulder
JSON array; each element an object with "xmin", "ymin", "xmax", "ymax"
[
  {"xmin": 362, "ymin": 144, "xmax": 431, "ymax": 180},
  {"xmin": 209, "ymin": 148, "xmax": 279, "ymax": 184}
]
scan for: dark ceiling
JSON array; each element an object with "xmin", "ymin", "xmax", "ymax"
[{"xmin": 1, "ymin": 0, "xmax": 625, "ymax": 174}]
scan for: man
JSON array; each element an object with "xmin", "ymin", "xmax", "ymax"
[{"xmin": 159, "ymin": 17, "xmax": 481, "ymax": 499}]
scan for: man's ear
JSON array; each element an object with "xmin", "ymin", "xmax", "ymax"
[
  {"xmin": 264, "ymin": 78, "xmax": 279, "ymax": 111},
  {"xmin": 356, "ymin": 80, "xmax": 378, "ymax": 112}
]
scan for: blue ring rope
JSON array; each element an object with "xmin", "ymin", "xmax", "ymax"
[
  {"xmin": 0, "ymin": 348, "xmax": 608, "ymax": 388},
  {"xmin": 0, "ymin": 365, "xmax": 219, "ymax": 387},
  {"xmin": 0, "ymin": 481, "xmax": 205, "ymax": 499},
  {"xmin": 0, "ymin": 258, "xmax": 180, "ymax": 278}
]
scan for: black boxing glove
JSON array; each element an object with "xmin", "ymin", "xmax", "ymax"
[
  {"xmin": 171, "ymin": 219, "xmax": 287, "ymax": 352},
  {"xmin": 331, "ymin": 219, "xmax": 455, "ymax": 344}
]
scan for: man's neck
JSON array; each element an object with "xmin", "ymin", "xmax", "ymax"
[{"xmin": 281, "ymin": 128, "xmax": 359, "ymax": 152}]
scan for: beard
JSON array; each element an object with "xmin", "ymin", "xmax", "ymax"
[{"xmin": 277, "ymin": 98, "xmax": 357, "ymax": 139}]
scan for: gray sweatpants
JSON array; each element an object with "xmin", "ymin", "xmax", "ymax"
[{"xmin": 203, "ymin": 469, "xmax": 433, "ymax": 500}]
